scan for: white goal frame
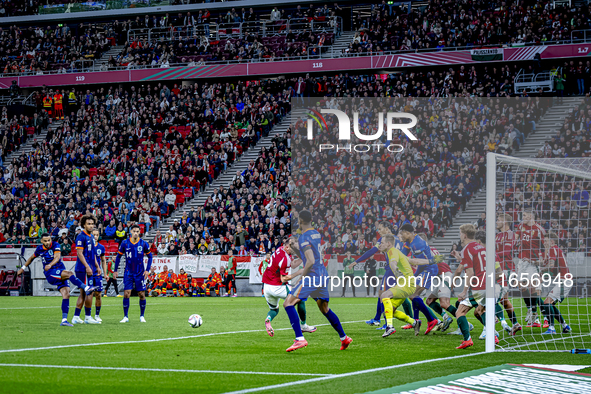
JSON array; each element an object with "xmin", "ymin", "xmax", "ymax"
[{"xmin": 485, "ymin": 153, "xmax": 591, "ymax": 352}]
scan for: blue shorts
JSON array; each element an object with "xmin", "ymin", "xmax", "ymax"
[
  {"xmin": 75, "ymin": 270, "xmax": 90, "ymax": 287},
  {"xmin": 92, "ymin": 275, "xmax": 103, "ymax": 292},
  {"xmin": 291, "ymin": 276, "xmax": 329, "ymax": 302},
  {"xmin": 45, "ymin": 269, "xmax": 69, "ymax": 290},
  {"xmin": 415, "ymin": 265, "xmax": 438, "ymax": 289},
  {"xmin": 124, "ymin": 273, "xmax": 146, "ymax": 292}
]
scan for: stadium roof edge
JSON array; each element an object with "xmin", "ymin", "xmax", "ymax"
[{"xmin": 0, "ymin": 0, "xmax": 332, "ymax": 25}]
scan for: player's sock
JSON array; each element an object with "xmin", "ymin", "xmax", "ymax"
[
  {"xmin": 455, "ymin": 300, "xmax": 460, "ymax": 308},
  {"xmin": 446, "ymin": 305, "xmax": 457, "ymax": 317},
  {"xmin": 531, "ymin": 297, "xmax": 538, "ymax": 314},
  {"xmin": 382, "ymin": 298, "xmax": 394, "ymax": 326},
  {"xmin": 373, "ymin": 297, "xmax": 384, "ymax": 321},
  {"xmin": 495, "ymin": 304, "xmax": 505, "ymax": 322},
  {"xmin": 457, "ymin": 316, "xmax": 471, "ymax": 341},
  {"xmin": 393, "ymin": 310, "xmax": 415, "ymax": 325},
  {"xmin": 84, "ymin": 307, "xmax": 91, "ymax": 317},
  {"xmin": 61, "ymin": 299, "xmax": 69, "ymax": 321},
  {"xmin": 297, "ymin": 302, "xmax": 307, "ymax": 325},
  {"xmin": 413, "ymin": 298, "xmax": 435, "ymax": 322},
  {"xmin": 74, "ymin": 307, "xmax": 81, "ymax": 317},
  {"xmin": 95, "ymin": 306, "xmax": 101, "ymax": 317},
  {"xmin": 123, "ymin": 297, "xmax": 130, "ymax": 318},
  {"xmin": 68, "ymin": 275, "xmax": 85, "ymax": 289},
  {"xmin": 506, "ymin": 309, "xmax": 517, "ymax": 325},
  {"xmin": 540, "ymin": 304, "xmax": 553, "ymax": 325},
  {"xmin": 428, "ymin": 300, "xmax": 444, "ymax": 317},
  {"xmin": 553, "ymin": 305, "xmax": 565, "ymax": 324},
  {"xmin": 323, "ymin": 309, "xmax": 346, "ymax": 339},
  {"xmin": 267, "ymin": 308, "xmax": 278, "ymax": 322},
  {"xmin": 402, "ymin": 298, "xmax": 413, "ymax": 317},
  {"xmin": 139, "ymin": 299, "xmax": 146, "ymax": 317},
  {"xmin": 285, "ymin": 305, "xmax": 304, "ymax": 340},
  {"xmin": 475, "ymin": 313, "xmax": 484, "ymax": 325}
]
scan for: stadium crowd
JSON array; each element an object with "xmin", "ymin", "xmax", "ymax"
[
  {"xmin": 0, "ymin": 23, "xmax": 115, "ymax": 75},
  {"xmin": 0, "ymin": 78, "xmax": 289, "ymax": 252},
  {"xmin": 346, "ymin": 0, "xmax": 591, "ymax": 55},
  {"xmin": 2, "ymin": 61, "xmax": 590, "ymax": 264},
  {"xmin": 5, "ymin": 0, "xmax": 591, "ymax": 73}
]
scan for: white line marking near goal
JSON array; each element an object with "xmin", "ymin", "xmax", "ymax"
[
  {"xmin": 0, "ymin": 320, "xmax": 365, "ymax": 354},
  {"xmin": 0, "ymin": 363, "xmax": 331, "ymax": 377},
  {"xmin": 0, "ymin": 303, "xmax": 171, "ymax": 310},
  {"xmin": 221, "ymin": 352, "xmax": 487, "ymax": 394},
  {"xmin": 501, "ymin": 333, "xmax": 591, "ymax": 351}
]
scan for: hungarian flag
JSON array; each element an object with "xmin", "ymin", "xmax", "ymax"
[{"xmin": 471, "ymin": 48, "xmax": 502, "ymax": 61}]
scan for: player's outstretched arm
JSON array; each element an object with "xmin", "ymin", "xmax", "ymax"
[
  {"xmin": 17, "ymin": 254, "xmax": 36, "ymax": 276},
  {"xmin": 355, "ymin": 246, "xmax": 378, "ymax": 263}
]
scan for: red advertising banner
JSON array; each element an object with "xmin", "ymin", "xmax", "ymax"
[{"xmin": 4, "ymin": 43, "xmax": 590, "ymax": 89}]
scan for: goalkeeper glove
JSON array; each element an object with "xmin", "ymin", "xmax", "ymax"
[{"xmin": 432, "ymin": 254, "xmax": 445, "ymax": 264}]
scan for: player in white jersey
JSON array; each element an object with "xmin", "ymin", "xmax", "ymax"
[
  {"xmin": 262, "ymin": 238, "xmax": 316, "ymax": 337},
  {"xmin": 417, "ymin": 233, "xmax": 455, "ymax": 332}
]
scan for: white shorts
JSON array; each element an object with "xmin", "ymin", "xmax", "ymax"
[
  {"xmin": 548, "ymin": 282, "xmax": 573, "ymax": 303},
  {"xmin": 516, "ymin": 259, "xmax": 541, "ymax": 290},
  {"xmin": 459, "ymin": 285, "xmax": 500, "ymax": 308},
  {"xmin": 264, "ymin": 283, "xmax": 289, "ymax": 309},
  {"xmin": 429, "ymin": 271, "xmax": 453, "ymax": 299}
]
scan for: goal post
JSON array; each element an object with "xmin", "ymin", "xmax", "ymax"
[{"xmin": 486, "ymin": 153, "xmax": 591, "ymax": 353}]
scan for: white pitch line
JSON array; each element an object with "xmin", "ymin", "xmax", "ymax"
[
  {"xmin": 0, "ymin": 303, "xmax": 172, "ymax": 310},
  {"xmin": 0, "ymin": 363, "xmax": 331, "ymax": 377},
  {"xmin": 0, "ymin": 320, "xmax": 365, "ymax": 354},
  {"xmin": 221, "ymin": 352, "xmax": 487, "ymax": 394},
  {"xmin": 502, "ymin": 333, "xmax": 591, "ymax": 351}
]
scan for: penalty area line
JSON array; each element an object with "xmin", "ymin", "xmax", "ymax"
[
  {"xmin": 0, "ymin": 320, "xmax": 365, "ymax": 354},
  {"xmin": 221, "ymin": 352, "xmax": 487, "ymax": 394},
  {"xmin": 0, "ymin": 363, "xmax": 331, "ymax": 377}
]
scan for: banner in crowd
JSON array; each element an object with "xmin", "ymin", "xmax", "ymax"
[
  {"xmin": 178, "ymin": 254, "xmax": 199, "ymax": 274},
  {"xmin": 150, "ymin": 256, "xmax": 175, "ymax": 273},
  {"xmin": 248, "ymin": 257, "xmax": 266, "ymax": 284},
  {"xmin": 199, "ymin": 255, "xmax": 221, "ymax": 272},
  {"xmin": 471, "ymin": 48, "xmax": 502, "ymax": 61}
]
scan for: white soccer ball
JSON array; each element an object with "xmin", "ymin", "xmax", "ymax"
[{"xmin": 188, "ymin": 314, "xmax": 203, "ymax": 328}]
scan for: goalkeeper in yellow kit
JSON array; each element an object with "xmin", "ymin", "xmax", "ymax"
[{"xmin": 377, "ymin": 234, "xmax": 421, "ymax": 338}]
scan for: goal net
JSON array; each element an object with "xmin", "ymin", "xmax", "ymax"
[{"xmin": 487, "ymin": 154, "xmax": 591, "ymax": 352}]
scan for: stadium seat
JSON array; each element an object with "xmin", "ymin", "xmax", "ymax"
[{"xmin": 0, "ymin": 270, "xmax": 15, "ymax": 294}]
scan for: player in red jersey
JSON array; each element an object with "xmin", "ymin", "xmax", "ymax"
[
  {"xmin": 496, "ymin": 213, "xmax": 521, "ymax": 335},
  {"xmin": 415, "ymin": 233, "xmax": 455, "ymax": 332},
  {"xmin": 262, "ymin": 238, "xmax": 316, "ymax": 337},
  {"xmin": 540, "ymin": 232, "xmax": 572, "ymax": 335},
  {"xmin": 515, "ymin": 210, "xmax": 546, "ymax": 328},
  {"xmin": 454, "ymin": 224, "xmax": 500, "ymax": 349}
]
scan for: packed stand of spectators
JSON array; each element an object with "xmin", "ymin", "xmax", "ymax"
[
  {"xmin": 345, "ymin": 0, "xmax": 591, "ymax": 56},
  {"xmin": 497, "ymin": 173, "xmax": 590, "ymax": 253},
  {"xmin": 0, "ymin": 79, "xmax": 290, "ymax": 253},
  {"xmin": 0, "ymin": 106, "xmax": 49, "ymax": 166},
  {"xmin": 0, "ymin": 0, "xmax": 40, "ymax": 17},
  {"xmin": 289, "ymin": 78, "xmax": 549, "ymax": 261},
  {"xmin": 152, "ymin": 132, "xmax": 290, "ymax": 257},
  {"xmin": 0, "ymin": 23, "xmax": 114, "ymax": 75},
  {"xmin": 113, "ymin": 7, "xmax": 339, "ymax": 68},
  {"xmin": 538, "ymin": 98, "xmax": 591, "ymax": 159}
]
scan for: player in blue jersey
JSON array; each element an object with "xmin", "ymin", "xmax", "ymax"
[
  {"xmin": 114, "ymin": 224, "xmax": 153, "ymax": 323},
  {"xmin": 283, "ymin": 210, "xmax": 352, "ymax": 352},
  {"xmin": 399, "ymin": 223, "xmax": 441, "ymax": 335},
  {"xmin": 73, "ymin": 214, "xmax": 101, "ymax": 324},
  {"xmin": 18, "ymin": 233, "xmax": 95, "ymax": 326},
  {"xmin": 92, "ymin": 229, "xmax": 107, "ymax": 323},
  {"xmin": 358, "ymin": 221, "xmax": 413, "ymax": 328}
]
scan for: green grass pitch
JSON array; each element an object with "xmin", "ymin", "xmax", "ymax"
[{"xmin": 0, "ymin": 296, "xmax": 589, "ymax": 394}]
